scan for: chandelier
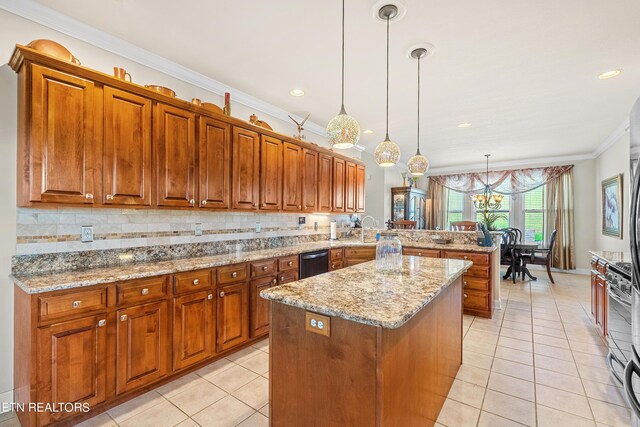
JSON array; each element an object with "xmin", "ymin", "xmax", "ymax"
[{"xmin": 472, "ymin": 154, "xmax": 503, "ymax": 210}]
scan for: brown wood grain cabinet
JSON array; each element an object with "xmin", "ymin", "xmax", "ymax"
[
  {"xmin": 116, "ymin": 300, "xmax": 169, "ymax": 394},
  {"xmin": 198, "ymin": 117, "xmax": 231, "ymax": 209},
  {"xmin": 590, "ymin": 257, "xmax": 608, "ymax": 337},
  {"xmin": 173, "ymin": 291, "xmax": 215, "ymax": 370},
  {"xmin": 155, "ymin": 104, "xmax": 196, "ymax": 208},
  {"xmin": 231, "ymin": 127, "xmax": 260, "ymax": 210},
  {"xmin": 332, "ymin": 157, "xmax": 346, "ymax": 212},
  {"xmin": 301, "ymin": 148, "xmax": 319, "ymax": 212},
  {"xmin": 356, "ymin": 164, "xmax": 366, "ymax": 213},
  {"xmin": 250, "ymin": 275, "xmax": 277, "ymax": 338},
  {"xmin": 216, "ymin": 282, "xmax": 250, "ymax": 352},
  {"xmin": 345, "ymin": 161, "xmax": 357, "ymax": 213},
  {"xmin": 25, "ymin": 64, "xmax": 100, "ymax": 205},
  {"xmin": 443, "ymin": 250, "xmax": 492, "ymax": 318},
  {"xmin": 318, "ymin": 153, "xmax": 333, "ymax": 212},
  {"xmin": 103, "ymin": 87, "xmax": 152, "ymax": 206},
  {"xmin": 282, "ymin": 142, "xmax": 303, "ymax": 211},
  {"xmin": 260, "ymin": 135, "xmax": 283, "ymax": 211}
]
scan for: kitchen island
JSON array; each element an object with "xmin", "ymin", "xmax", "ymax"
[{"xmin": 261, "ymin": 256, "xmax": 471, "ymax": 427}]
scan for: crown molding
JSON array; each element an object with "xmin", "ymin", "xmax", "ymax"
[
  {"xmin": 592, "ymin": 119, "xmax": 630, "ymax": 158},
  {"xmin": 0, "ymin": 0, "xmax": 328, "ymax": 137},
  {"xmin": 426, "ymin": 153, "xmax": 595, "ymax": 175}
]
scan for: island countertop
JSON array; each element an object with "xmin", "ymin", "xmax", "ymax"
[{"xmin": 261, "ymin": 256, "xmax": 472, "ymax": 329}]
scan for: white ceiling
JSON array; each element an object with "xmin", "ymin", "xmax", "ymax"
[{"xmin": 33, "ymin": 0, "xmax": 640, "ymax": 168}]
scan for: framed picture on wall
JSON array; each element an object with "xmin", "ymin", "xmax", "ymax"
[{"xmin": 602, "ymin": 174, "xmax": 623, "ymax": 239}]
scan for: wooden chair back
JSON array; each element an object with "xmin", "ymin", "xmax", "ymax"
[
  {"xmin": 393, "ymin": 220, "xmax": 417, "ymax": 229},
  {"xmin": 450, "ymin": 221, "xmax": 477, "ymax": 231}
]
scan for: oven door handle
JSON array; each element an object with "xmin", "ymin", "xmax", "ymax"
[
  {"xmin": 607, "ymin": 351, "xmax": 625, "ymax": 385},
  {"xmin": 608, "ymin": 286, "xmax": 632, "ymax": 309},
  {"xmin": 624, "ymin": 359, "xmax": 640, "ymax": 417}
]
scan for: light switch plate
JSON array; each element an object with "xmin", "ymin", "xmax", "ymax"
[
  {"xmin": 195, "ymin": 223, "xmax": 203, "ymax": 236},
  {"xmin": 305, "ymin": 312, "xmax": 331, "ymax": 337},
  {"xmin": 81, "ymin": 225, "xmax": 93, "ymax": 243}
]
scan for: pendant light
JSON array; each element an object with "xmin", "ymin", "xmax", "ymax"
[
  {"xmin": 407, "ymin": 48, "xmax": 430, "ymax": 176},
  {"xmin": 374, "ymin": 4, "xmax": 401, "ymax": 167},
  {"xmin": 326, "ymin": 0, "xmax": 361, "ymax": 149}
]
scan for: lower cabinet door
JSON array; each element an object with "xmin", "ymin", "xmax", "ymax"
[
  {"xmin": 217, "ymin": 282, "xmax": 250, "ymax": 352},
  {"xmin": 173, "ymin": 291, "xmax": 215, "ymax": 371},
  {"xmin": 36, "ymin": 315, "xmax": 108, "ymax": 425},
  {"xmin": 590, "ymin": 273, "xmax": 598, "ymax": 319},
  {"xmin": 116, "ymin": 301, "xmax": 168, "ymax": 394},
  {"xmin": 251, "ymin": 276, "xmax": 277, "ymax": 338}
]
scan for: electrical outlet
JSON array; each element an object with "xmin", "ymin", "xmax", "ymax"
[
  {"xmin": 305, "ymin": 312, "xmax": 331, "ymax": 337},
  {"xmin": 255, "ymin": 222, "xmax": 261, "ymax": 233},
  {"xmin": 195, "ymin": 223, "xmax": 203, "ymax": 236},
  {"xmin": 314, "ymin": 221, "xmax": 318, "ymax": 231},
  {"xmin": 81, "ymin": 225, "xmax": 93, "ymax": 243},
  {"xmin": 298, "ymin": 217, "xmax": 306, "ymax": 225}
]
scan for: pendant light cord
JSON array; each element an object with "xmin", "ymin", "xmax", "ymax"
[
  {"xmin": 340, "ymin": 0, "xmax": 345, "ymax": 111},
  {"xmin": 416, "ymin": 54, "xmax": 421, "ymax": 155},
  {"xmin": 385, "ymin": 15, "xmax": 390, "ymax": 141}
]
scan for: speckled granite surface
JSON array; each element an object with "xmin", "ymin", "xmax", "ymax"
[
  {"xmin": 261, "ymin": 257, "xmax": 472, "ymax": 329},
  {"xmin": 12, "ymin": 239, "xmax": 495, "ymax": 294},
  {"xmin": 589, "ymin": 250, "xmax": 632, "ymax": 264}
]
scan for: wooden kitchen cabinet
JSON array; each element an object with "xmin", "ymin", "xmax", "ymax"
[
  {"xmin": 260, "ymin": 135, "xmax": 283, "ymax": 210},
  {"xmin": 231, "ymin": 127, "xmax": 260, "ymax": 210},
  {"xmin": 216, "ymin": 282, "xmax": 250, "ymax": 352},
  {"xmin": 173, "ymin": 291, "xmax": 215, "ymax": 370},
  {"xmin": 356, "ymin": 164, "xmax": 366, "ymax": 213},
  {"xmin": 318, "ymin": 153, "xmax": 333, "ymax": 212},
  {"xmin": 155, "ymin": 104, "xmax": 196, "ymax": 207},
  {"xmin": 301, "ymin": 148, "xmax": 319, "ymax": 212},
  {"xmin": 103, "ymin": 87, "xmax": 152, "ymax": 206},
  {"xmin": 591, "ymin": 272, "xmax": 598, "ymax": 319},
  {"xmin": 282, "ymin": 142, "xmax": 303, "ymax": 211},
  {"xmin": 345, "ymin": 161, "xmax": 357, "ymax": 213},
  {"xmin": 116, "ymin": 301, "xmax": 169, "ymax": 394},
  {"xmin": 332, "ymin": 157, "xmax": 346, "ymax": 212},
  {"xmin": 23, "ymin": 64, "xmax": 100, "ymax": 205},
  {"xmin": 590, "ymin": 257, "xmax": 608, "ymax": 337},
  {"xmin": 36, "ymin": 314, "xmax": 107, "ymax": 425},
  {"xmin": 251, "ymin": 275, "xmax": 277, "ymax": 338},
  {"xmin": 199, "ymin": 116, "xmax": 231, "ymax": 209},
  {"xmin": 344, "ymin": 247, "xmax": 376, "ymax": 267},
  {"xmin": 443, "ymin": 250, "xmax": 492, "ymax": 318}
]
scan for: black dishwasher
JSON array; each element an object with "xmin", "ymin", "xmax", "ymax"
[{"xmin": 299, "ymin": 250, "xmax": 329, "ymax": 279}]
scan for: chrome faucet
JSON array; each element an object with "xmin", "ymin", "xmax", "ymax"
[{"xmin": 361, "ymin": 215, "xmax": 379, "ymax": 242}]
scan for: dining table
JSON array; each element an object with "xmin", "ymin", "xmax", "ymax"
[{"xmin": 503, "ymin": 242, "xmax": 540, "ymax": 281}]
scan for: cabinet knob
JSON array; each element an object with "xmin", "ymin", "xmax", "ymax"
[
  {"xmin": 298, "ymin": 205, "xmax": 302, "ymax": 209},
  {"xmin": 98, "ymin": 319, "xmax": 106, "ymax": 327},
  {"xmin": 85, "ymin": 193, "xmax": 93, "ymax": 199},
  {"xmin": 189, "ymin": 199, "xmax": 195, "ymax": 205},
  {"xmin": 193, "ymin": 279, "xmax": 199, "ymax": 285},
  {"xmin": 262, "ymin": 266, "xmax": 268, "ymax": 271},
  {"xmin": 219, "ymin": 291, "xmax": 225, "ymax": 297},
  {"xmin": 418, "ymin": 253, "xmax": 423, "ymax": 256},
  {"xmin": 232, "ymin": 272, "xmax": 237, "ymax": 278},
  {"xmin": 288, "ymin": 261, "xmax": 293, "ymax": 266},
  {"xmin": 141, "ymin": 288, "xmax": 149, "ymax": 295},
  {"xmin": 303, "ymin": 205, "xmax": 307, "ymax": 209},
  {"xmin": 105, "ymin": 194, "xmax": 114, "ymax": 201},
  {"xmin": 272, "ymin": 278, "xmax": 277, "ymax": 284},
  {"xmin": 201, "ymin": 200, "xmax": 207, "ymax": 206},
  {"xmin": 281, "ymin": 276, "xmax": 285, "ymax": 281},
  {"xmin": 253, "ymin": 203, "xmax": 258, "ymax": 207},
  {"xmin": 331, "ymin": 264, "xmax": 335, "ymax": 268},
  {"xmin": 463, "ymin": 294, "xmax": 468, "ymax": 298},
  {"xmin": 261, "ymin": 202, "xmax": 266, "ymax": 207},
  {"xmin": 463, "ymin": 256, "xmax": 468, "ymax": 260},
  {"xmin": 208, "ymin": 294, "xmax": 213, "ymax": 300},
  {"xmin": 463, "ymin": 282, "xmax": 468, "ymax": 287},
  {"xmin": 72, "ymin": 300, "xmax": 81, "ymax": 309},
  {"xmin": 120, "ymin": 314, "xmax": 128, "ymax": 321}
]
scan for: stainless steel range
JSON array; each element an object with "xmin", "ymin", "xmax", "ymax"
[{"xmin": 606, "ymin": 262, "xmax": 633, "ymax": 385}]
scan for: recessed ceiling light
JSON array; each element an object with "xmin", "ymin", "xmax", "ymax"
[
  {"xmin": 457, "ymin": 123, "xmax": 472, "ymax": 128},
  {"xmin": 598, "ymin": 69, "xmax": 623, "ymax": 80},
  {"xmin": 363, "ymin": 129, "xmax": 374, "ymax": 134},
  {"xmin": 289, "ymin": 89, "xmax": 305, "ymax": 97}
]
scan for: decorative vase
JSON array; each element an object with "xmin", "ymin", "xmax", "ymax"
[
  {"xmin": 224, "ymin": 92, "xmax": 231, "ymax": 116},
  {"xmin": 376, "ymin": 232, "xmax": 403, "ymax": 274}
]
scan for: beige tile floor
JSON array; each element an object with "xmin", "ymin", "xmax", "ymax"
[{"xmin": 0, "ymin": 272, "xmax": 633, "ymax": 427}]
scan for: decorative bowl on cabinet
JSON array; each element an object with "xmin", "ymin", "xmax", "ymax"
[{"xmin": 26, "ymin": 39, "xmax": 81, "ymax": 64}]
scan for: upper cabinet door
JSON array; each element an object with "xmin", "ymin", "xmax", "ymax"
[
  {"xmin": 103, "ymin": 87, "xmax": 152, "ymax": 206},
  {"xmin": 301, "ymin": 148, "xmax": 319, "ymax": 212},
  {"xmin": 345, "ymin": 161, "xmax": 357, "ymax": 213},
  {"xmin": 28, "ymin": 64, "xmax": 99, "ymax": 205},
  {"xmin": 232, "ymin": 127, "xmax": 260, "ymax": 210},
  {"xmin": 332, "ymin": 158, "xmax": 346, "ymax": 213},
  {"xmin": 199, "ymin": 117, "xmax": 231, "ymax": 209},
  {"xmin": 155, "ymin": 104, "xmax": 196, "ymax": 207},
  {"xmin": 260, "ymin": 135, "xmax": 282, "ymax": 211},
  {"xmin": 318, "ymin": 153, "xmax": 333, "ymax": 212},
  {"xmin": 282, "ymin": 142, "xmax": 303, "ymax": 211},
  {"xmin": 356, "ymin": 164, "xmax": 366, "ymax": 213}
]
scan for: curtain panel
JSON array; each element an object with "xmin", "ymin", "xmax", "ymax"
[
  {"xmin": 427, "ymin": 179, "xmax": 447, "ymax": 230},
  {"xmin": 546, "ymin": 169, "xmax": 576, "ymax": 270},
  {"xmin": 429, "ymin": 165, "xmax": 574, "ymax": 195}
]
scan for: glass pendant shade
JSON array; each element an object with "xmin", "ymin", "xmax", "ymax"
[
  {"xmin": 375, "ymin": 137, "xmax": 400, "ymax": 167},
  {"xmin": 407, "ymin": 152, "xmax": 429, "ymax": 175},
  {"xmin": 327, "ymin": 108, "xmax": 361, "ymax": 149}
]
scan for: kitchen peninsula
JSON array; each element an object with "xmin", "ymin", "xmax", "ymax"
[{"xmin": 261, "ymin": 256, "xmax": 471, "ymax": 427}]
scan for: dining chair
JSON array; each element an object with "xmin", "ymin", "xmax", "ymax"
[
  {"xmin": 500, "ymin": 229, "xmax": 519, "ymax": 283},
  {"xmin": 522, "ymin": 229, "xmax": 557, "ymax": 283},
  {"xmin": 500, "ymin": 227, "xmax": 523, "ymax": 243},
  {"xmin": 450, "ymin": 221, "xmax": 477, "ymax": 231},
  {"xmin": 393, "ymin": 220, "xmax": 417, "ymax": 229}
]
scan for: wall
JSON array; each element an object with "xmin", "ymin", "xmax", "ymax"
[{"xmin": 595, "ymin": 133, "xmax": 630, "ymax": 253}]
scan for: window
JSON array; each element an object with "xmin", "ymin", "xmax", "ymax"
[
  {"xmin": 475, "ymin": 193, "xmax": 511, "ymax": 230},
  {"xmin": 446, "ymin": 190, "xmax": 464, "ymax": 229},
  {"xmin": 523, "ymin": 186, "xmax": 545, "ymax": 243}
]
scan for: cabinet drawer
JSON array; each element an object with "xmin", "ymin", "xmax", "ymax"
[
  {"xmin": 403, "ymin": 248, "xmax": 441, "ymax": 258},
  {"xmin": 443, "ymin": 250, "xmax": 489, "ymax": 266},
  {"xmin": 596, "ymin": 261, "xmax": 608, "ymax": 275},
  {"xmin": 117, "ymin": 276, "xmax": 167, "ymax": 306},
  {"xmin": 330, "ymin": 248, "xmax": 344, "ymax": 261},
  {"xmin": 251, "ymin": 259, "xmax": 278, "ymax": 278},
  {"xmin": 329, "ymin": 260, "xmax": 343, "ymax": 271},
  {"xmin": 173, "ymin": 269, "xmax": 213, "ymax": 295},
  {"xmin": 278, "ymin": 255, "xmax": 299, "ymax": 272},
  {"xmin": 218, "ymin": 263, "xmax": 248, "ymax": 285},
  {"xmin": 344, "ymin": 247, "xmax": 376, "ymax": 258},
  {"xmin": 463, "ymin": 275, "xmax": 490, "ymax": 291},
  {"xmin": 278, "ymin": 270, "xmax": 299, "ymax": 285},
  {"xmin": 39, "ymin": 287, "xmax": 108, "ymax": 322},
  {"xmin": 463, "ymin": 290, "xmax": 490, "ymax": 311},
  {"xmin": 466, "ymin": 265, "xmax": 490, "ymax": 279}
]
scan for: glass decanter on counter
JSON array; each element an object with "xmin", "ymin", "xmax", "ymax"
[{"xmin": 376, "ymin": 231, "xmax": 403, "ymax": 274}]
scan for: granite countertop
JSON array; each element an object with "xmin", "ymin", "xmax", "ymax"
[
  {"xmin": 261, "ymin": 257, "xmax": 472, "ymax": 329},
  {"xmin": 589, "ymin": 250, "xmax": 632, "ymax": 265},
  {"xmin": 12, "ymin": 239, "xmax": 495, "ymax": 294}
]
